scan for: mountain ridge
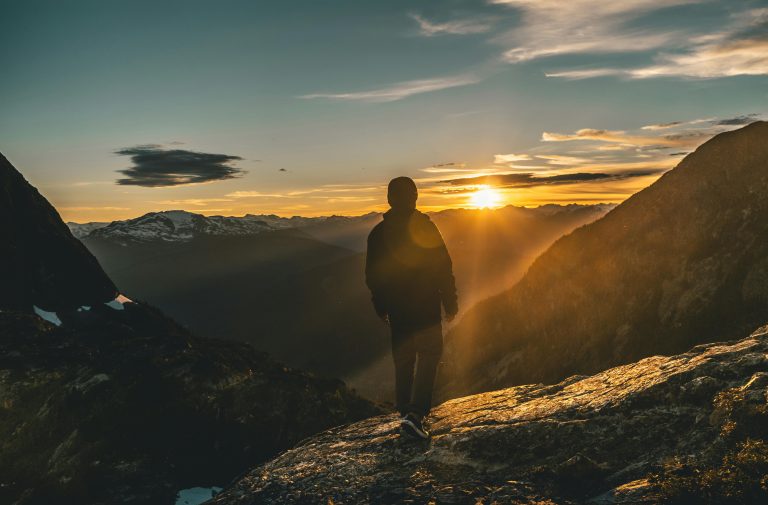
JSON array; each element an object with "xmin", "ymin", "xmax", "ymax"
[{"xmin": 441, "ymin": 121, "xmax": 768, "ymax": 399}]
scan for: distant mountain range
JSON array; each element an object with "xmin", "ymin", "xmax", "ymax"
[
  {"xmin": 70, "ymin": 204, "xmax": 611, "ymax": 401},
  {"xmin": 68, "ymin": 211, "xmax": 380, "ymax": 244},
  {"xmin": 440, "ymin": 121, "xmax": 768, "ymax": 399}
]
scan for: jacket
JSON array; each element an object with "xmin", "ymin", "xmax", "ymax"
[{"xmin": 365, "ymin": 207, "xmax": 458, "ymax": 331}]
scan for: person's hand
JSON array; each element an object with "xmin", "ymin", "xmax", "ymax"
[{"xmin": 379, "ymin": 313, "xmax": 390, "ymax": 325}]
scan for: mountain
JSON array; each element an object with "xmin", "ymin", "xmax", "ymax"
[
  {"xmin": 1, "ymin": 153, "xmax": 117, "ymax": 311},
  {"xmin": 66, "ymin": 221, "xmax": 109, "ymax": 239},
  {"xmin": 70, "ymin": 210, "xmax": 381, "ymax": 245},
  {"xmin": 74, "ymin": 204, "xmax": 609, "ymax": 401},
  {"xmin": 211, "ymin": 325, "xmax": 768, "ymax": 505},
  {"xmin": 87, "ymin": 210, "xmax": 275, "ymax": 243},
  {"xmin": 441, "ymin": 121, "xmax": 768, "ymax": 399},
  {"xmin": 0, "ymin": 153, "xmax": 380, "ymax": 505}
]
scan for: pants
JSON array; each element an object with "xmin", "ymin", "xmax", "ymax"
[{"xmin": 391, "ymin": 323, "xmax": 443, "ymax": 418}]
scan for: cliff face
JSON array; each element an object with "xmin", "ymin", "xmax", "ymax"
[
  {"xmin": 442, "ymin": 121, "xmax": 768, "ymax": 399},
  {"xmin": 0, "ymin": 153, "xmax": 117, "ymax": 311},
  {"xmin": 212, "ymin": 325, "xmax": 768, "ymax": 505}
]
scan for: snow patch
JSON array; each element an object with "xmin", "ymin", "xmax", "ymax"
[
  {"xmin": 175, "ymin": 487, "xmax": 222, "ymax": 505},
  {"xmin": 77, "ymin": 373, "xmax": 110, "ymax": 392},
  {"xmin": 33, "ymin": 306, "xmax": 62, "ymax": 326},
  {"xmin": 105, "ymin": 294, "xmax": 133, "ymax": 311}
]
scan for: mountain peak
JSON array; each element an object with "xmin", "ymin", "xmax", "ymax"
[{"xmin": 0, "ymin": 153, "xmax": 117, "ymax": 311}]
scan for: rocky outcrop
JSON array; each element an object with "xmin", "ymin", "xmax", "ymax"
[
  {"xmin": 443, "ymin": 121, "xmax": 768, "ymax": 399},
  {"xmin": 212, "ymin": 326, "xmax": 768, "ymax": 505},
  {"xmin": 0, "ymin": 153, "xmax": 117, "ymax": 311}
]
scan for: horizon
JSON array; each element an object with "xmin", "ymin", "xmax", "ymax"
[
  {"xmin": 64, "ymin": 200, "xmax": 617, "ymax": 225},
  {"xmin": 2, "ymin": 0, "xmax": 767, "ymax": 222}
]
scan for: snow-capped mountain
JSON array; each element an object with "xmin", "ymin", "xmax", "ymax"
[
  {"xmin": 67, "ymin": 221, "xmax": 109, "ymax": 239},
  {"xmin": 71, "ymin": 210, "xmax": 382, "ymax": 244},
  {"xmin": 84, "ymin": 210, "xmax": 276, "ymax": 242}
]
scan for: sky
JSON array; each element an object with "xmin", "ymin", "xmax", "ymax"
[{"xmin": 1, "ymin": 0, "xmax": 767, "ymax": 222}]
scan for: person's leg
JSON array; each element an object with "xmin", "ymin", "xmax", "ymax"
[
  {"xmin": 412, "ymin": 324, "xmax": 443, "ymax": 418},
  {"xmin": 391, "ymin": 328, "xmax": 416, "ymax": 416}
]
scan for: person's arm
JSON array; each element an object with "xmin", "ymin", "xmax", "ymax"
[
  {"xmin": 426, "ymin": 221, "xmax": 458, "ymax": 320},
  {"xmin": 365, "ymin": 227, "xmax": 389, "ymax": 322}
]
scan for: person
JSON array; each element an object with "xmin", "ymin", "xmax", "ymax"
[{"xmin": 365, "ymin": 176, "xmax": 458, "ymax": 439}]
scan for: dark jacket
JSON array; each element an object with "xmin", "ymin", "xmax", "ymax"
[{"xmin": 365, "ymin": 208, "xmax": 458, "ymax": 331}]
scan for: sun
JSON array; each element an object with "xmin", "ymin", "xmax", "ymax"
[{"xmin": 468, "ymin": 186, "xmax": 502, "ymax": 209}]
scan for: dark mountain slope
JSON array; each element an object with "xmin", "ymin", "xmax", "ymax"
[
  {"xmin": 0, "ymin": 153, "xmax": 116, "ymax": 310},
  {"xmin": 441, "ymin": 121, "xmax": 768, "ymax": 399},
  {"xmin": 212, "ymin": 325, "xmax": 768, "ymax": 505},
  {"xmin": 82, "ymin": 230, "xmax": 357, "ymax": 359},
  {"xmin": 0, "ymin": 153, "xmax": 380, "ymax": 504}
]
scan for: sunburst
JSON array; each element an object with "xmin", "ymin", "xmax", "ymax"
[{"xmin": 468, "ymin": 186, "xmax": 502, "ymax": 209}]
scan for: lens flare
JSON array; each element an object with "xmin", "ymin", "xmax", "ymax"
[{"xmin": 468, "ymin": 186, "xmax": 502, "ymax": 209}]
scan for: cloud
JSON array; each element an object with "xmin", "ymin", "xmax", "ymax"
[
  {"xmin": 641, "ymin": 121, "xmax": 683, "ymax": 130},
  {"xmin": 115, "ymin": 145, "xmax": 245, "ymax": 187},
  {"xmin": 536, "ymin": 154, "xmax": 591, "ymax": 165},
  {"xmin": 153, "ymin": 198, "xmax": 233, "ymax": 206},
  {"xmin": 544, "ymin": 68, "xmax": 627, "ymax": 80},
  {"xmin": 226, "ymin": 191, "xmax": 290, "ymax": 199},
  {"xmin": 714, "ymin": 113, "xmax": 761, "ymax": 126},
  {"xmin": 544, "ymin": 7, "xmax": 768, "ymax": 79},
  {"xmin": 410, "ymin": 13, "xmax": 494, "ymax": 36},
  {"xmin": 491, "ymin": 0, "xmax": 694, "ymax": 63},
  {"xmin": 540, "ymin": 128, "xmax": 711, "ymax": 148},
  {"xmin": 629, "ymin": 37, "xmax": 768, "ymax": 79},
  {"xmin": 494, "ymin": 153, "xmax": 531, "ymax": 164},
  {"xmin": 442, "ymin": 169, "xmax": 664, "ymax": 190},
  {"xmin": 299, "ymin": 74, "xmax": 480, "ymax": 102},
  {"xmin": 59, "ymin": 206, "xmax": 131, "ymax": 211}
]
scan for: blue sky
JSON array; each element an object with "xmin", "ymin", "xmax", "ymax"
[{"xmin": 1, "ymin": 0, "xmax": 767, "ymax": 221}]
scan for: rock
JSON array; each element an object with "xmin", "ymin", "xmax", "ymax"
[
  {"xmin": 0, "ymin": 306, "xmax": 381, "ymax": 505},
  {"xmin": 0, "ymin": 152, "xmax": 117, "ymax": 311},
  {"xmin": 211, "ymin": 326, "xmax": 768, "ymax": 505}
]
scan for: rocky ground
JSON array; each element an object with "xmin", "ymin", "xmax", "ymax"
[
  {"xmin": 212, "ymin": 325, "xmax": 768, "ymax": 504},
  {"xmin": 0, "ymin": 304, "xmax": 380, "ymax": 505}
]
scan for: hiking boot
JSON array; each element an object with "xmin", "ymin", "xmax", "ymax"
[{"xmin": 400, "ymin": 412, "xmax": 430, "ymax": 440}]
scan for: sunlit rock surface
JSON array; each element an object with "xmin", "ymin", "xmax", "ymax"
[{"xmin": 212, "ymin": 326, "xmax": 768, "ymax": 504}]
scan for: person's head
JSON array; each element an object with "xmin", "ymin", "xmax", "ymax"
[{"xmin": 387, "ymin": 176, "xmax": 418, "ymax": 210}]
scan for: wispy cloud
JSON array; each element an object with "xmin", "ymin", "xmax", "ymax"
[
  {"xmin": 541, "ymin": 128, "xmax": 711, "ymax": 148},
  {"xmin": 299, "ymin": 74, "xmax": 480, "ymax": 102},
  {"xmin": 115, "ymin": 145, "xmax": 245, "ymax": 187},
  {"xmin": 494, "ymin": 153, "xmax": 531, "ymax": 163},
  {"xmin": 410, "ymin": 13, "xmax": 494, "ymax": 36},
  {"xmin": 153, "ymin": 198, "xmax": 233, "ymax": 206},
  {"xmin": 714, "ymin": 113, "xmax": 762, "ymax": 126},
  {"xmin": 441, "ymin": 169, "xmax": 664, "ymax": 191},
  {"xmin": 491, "ymin": 0, "xmax": 695, "ymax": 63},
  {"xmin": 59, "ymin": 206, "xmax": 130, "ymax": 211},
  {"xmin": 544, "ymin": 7, "xmax": 768, "ymax": 79}
]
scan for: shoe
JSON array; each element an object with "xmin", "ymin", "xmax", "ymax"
[{"xmin": 400, "ymin": 412, "xmax": 430, "ymax": 440}]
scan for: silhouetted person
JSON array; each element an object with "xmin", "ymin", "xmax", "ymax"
[{"xmin": 366, "ymin": 176, "xmax": 458, "ymax": 439}]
